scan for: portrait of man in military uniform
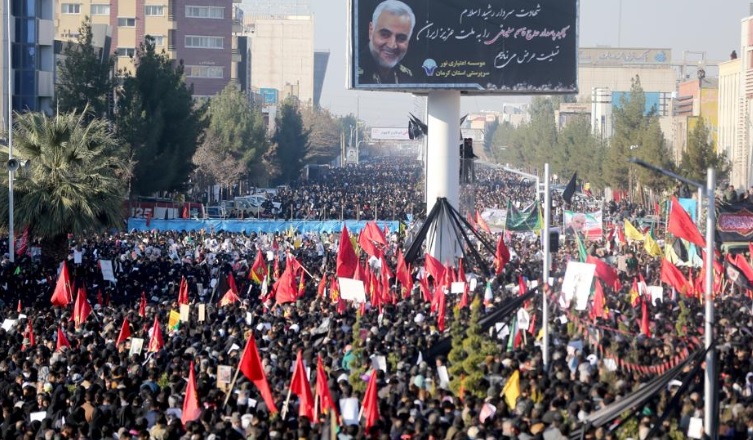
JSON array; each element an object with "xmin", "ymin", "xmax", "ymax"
[{"xmin": 358, "ymin": 0, "xmax": 415, "ymax": 85}]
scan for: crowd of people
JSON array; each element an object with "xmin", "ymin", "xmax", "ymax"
[{"xmin": 0, "ymin": 161, "xmax": 748, "ymax": 440}]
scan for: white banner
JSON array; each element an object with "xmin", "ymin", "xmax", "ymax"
[
  {"xmin": 481, "ymin": 208, "xmax": 507, "ymax": 233},
  {"xmin": 370, "ymin": 127, "xmax": 410, "ymax": 140},
  {"xmin": 562, "ymin": 261, "xmax": 596, "ymax": 309},
  {"xmin": 100, "ymin": 260, "xmax": 117, "ymax": 283}
]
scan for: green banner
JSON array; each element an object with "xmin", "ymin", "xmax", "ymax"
[{"xmin": 505, "ymin": 201, "xmax": 542, "ymax": 232}]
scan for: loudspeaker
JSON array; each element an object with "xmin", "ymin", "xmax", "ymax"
[
  {"xmin": 548, "ymin": 228, "xmax": 560, "ymax": 253},
  {"xmin": 7, "ymin": 159, "xmax": 19, "ymax": 172}
]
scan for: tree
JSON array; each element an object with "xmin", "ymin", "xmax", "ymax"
[
  {"xmin": 192, "ymin": 130, "xmax": 247, "ymax": 200},
  {"xmin": 554, "ymin": 116, "xmax": 606, "ymax": 188},
  {"xmin": 270, "ymin": 97, "xmax": 309, "ymax": 184},
  {"xmin": 0, "ymin": 110, "xmax": 131, "ymax": 261},
  {"xmin": 56, "ymin": 17, "xmax": 116, "ymax": 119},
  {"xmin": 447, "ymin": 298, "xmax": 500, "ymax": 398},
  {"xmin": 635, "ymin": 117, "xmax": 674, "ymax": 191},
  {"xmin": 604, "ymin": 76, "xmax": 648, "ymax": 190},
  {"xmin": 115, "ymin": 38, "xmax": 206, "ymax": 195},
  {"xmin": 301, "ymin": 106, "xmax": 340, "ymax": 164},
  {"xmin": 207, "ymin": 83, "xmax": 268, "ymax": 169},
  {"xmin": 681, "ymin": 117, "xmax": 730, "ymax": 183}
]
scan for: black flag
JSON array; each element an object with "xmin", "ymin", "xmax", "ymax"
[{"xmin": 562, "ymin": 172, "xmax": 577, "ymax": 204}]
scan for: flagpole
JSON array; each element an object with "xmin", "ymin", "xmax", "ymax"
[
  {"xmin": 542, "ymin": 163, "xmax": 551, "ymax": 370},
  {"xmin": 281, "ymin": 386, "xmax": 293, "ymax": 419},
  {"xmin": 222, "ymin": 366, "xmax": 243, "ymax": 408}
]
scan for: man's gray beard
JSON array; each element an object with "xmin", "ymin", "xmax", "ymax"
[{"xmin": 369, "ymin": 41, "xmax": 402, "ymax": 70}]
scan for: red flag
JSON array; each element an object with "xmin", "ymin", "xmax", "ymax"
[
  {"xmin": 616, "ymin": 227, "xmax": 626, "ymax": 245},
  {"xmin": 290, "ymin": 350, "xmax": 315, "ymax": 420},
  {"xmin": 227, "ymin": 273, "xmax": 239, "ymax": 295},
  {"xmin": 138, "ymin": 292, "xmax": 147, "ymax": 318},
  {"xmin": 182, "ymin": 361, "xmax": 202, "ymax": 426},
  {"xmin": 315, "ymin": 354, "xmax": 338, "ymax": 420},
  {"xmin": 273, "ymin": 255, "xmax": 281, "ymax": 279},
  {"xmin": 238, "ymin": 334, "xmax": 278, "ymax": 413},
  {"xmin": 250, "ymin": 250, "xmax": 268, "ymax": 284},
  {"xmin": 437, "ymin": 288, "xmax": 447, "ymax": 332},
  {"xmin": 640, "ymin": 298, "xmax": 651, "ymax": 337},
  {"xmin": 518, "ymin": 275, "xmax": 528, "ymax": 295},
  {"xmin": 116, "ymin": 318, "xmax": 131, "ymax": 346},
  {"xmin": 396, "ymin": 250, "xmax": 413, "ymax": 298},
  {"xmin": 317, "ymin": 275, "xmax": 327, "ymax": 298},
  {"xmin": 219, "ymin": 289, "xmax": 241, "ymax": 307},
  {"xmin": 361, "ymin": 370, "xmax": 380, "ymax": 430},
  {"xmin": 147, "ymin": 316, "xmax": 164, "ymax": 353},
  {"xmin": 178, "ymin": 276, "xmax": 189, "ymax": 305},
  {"xmin": 734, "ymin": 253, "xmax": 753, "ymax": 283},
  {"xmin": 660, "ymin": 259, "xmax": 690, "ymax": 295},
  {"xmin": 494, "ymin": 235, "xmax": 510, "ymax": 275},
  {"xmin": 466, "ymin": 211, "xmax": 477, "ymax": 231},
  {"xmin": 287, "ymin": 252, "xmax": 303, "ymax": 275},
  {"xmin": 668, "ymin": 196, "xmax": 705, "ymax": 247},
  {"xmin": 24, "ymin": 321, "xmax": 35, "ymax": 351},
  {"xmin": 72, "ymin": 287, "xmax": 92, "ymax": 328},
  {"xmin": 591, "ymin": 279, "xmax": 605, "ymax": 321},
  {"xmin": 423, "ymin": 253, "xmax": 446, "ymax": 283},
  {"xmin": 527, "ymin": 312, "xmax": 537, "ymax": 335},
  {"xmin": 476, "ymin": 211, "xmax": 491, "ymax": 234},
  {"xmin": 17, "ymin": 300, "xmax": 21, "ymax": 313},
  {"xmin": 273, "ymin": 264, "xmax": 298, "ymax": 306},
  {"xmin": 50, "ymin": 262, "xmax": 72, "ymax": 307},
  {"xmin": 56, "ymin": 327, "xmax": 70, "ymax": 352},
  {"xmin": 297, "ymin": 272, "xmax": 306, "ymax": 298},
  {"xmin": 586, "ymin": 256, "xmax": 622, "ymax": 291},
  {"xmin": 457, "ymin": 284, "xmax": 469, "ymax": 310},
  {"xmin": 16, "ymin": 228, "xmax": 28, "ymax": 257},
  {"xmin": 358, "ymin": 221, "xmax": 388, "ymax": 258},
  {"xmin": 336, "ymin": 225, "xmax": 358, "ymax": 278},
  {"xmin": 182, "ymin": 205, "xmax": 189, "ymax": 219}
]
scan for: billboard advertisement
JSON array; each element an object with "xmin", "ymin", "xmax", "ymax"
[
  {"xmin": 260, "ymin": 88, "xmax": 279, "ymax": 105},
  {"xmin": 348, "ymin": 0, "xmax": 578, "ymax": 93},
  {"xmin": 371, "ymin": 127, "xmax": 411, "ymax": 140}
]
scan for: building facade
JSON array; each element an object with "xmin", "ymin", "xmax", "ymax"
[
  {"xmin": 55, "ymin": 0, "xmax": 240, "ymax": 98},
  {"xmin": 0, "ymin": 0, "xmax": 55, "ymax": 128},
  {"xmin": 718, "ymin": 58, "xmax": 742, "ymax": 186}
]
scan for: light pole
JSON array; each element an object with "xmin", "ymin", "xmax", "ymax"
[
  {"xmin": 542, "ymin": 163, "xmax": 551, "ymax": 369},
  {"xmin": 629, "ymin": 158, "xmax": 716, "ymax": 439},
  {"xmin": 6, "ymin": 0, "xmax": 13, "ymax": 262}
]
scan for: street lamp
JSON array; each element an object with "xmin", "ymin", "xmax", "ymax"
[{"xmin": 629, "ymin": 157, "xmax": 716, "ymax": 439}]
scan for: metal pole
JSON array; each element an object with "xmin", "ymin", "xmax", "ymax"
[
  {"xmin": 542, "ymin": 163, "xmax": 550, "ymax": 370},
  {"xmin": 536, "ymin": 176, "xmax": 541, "ymax": 202},
  {"xmin": 697, "ymin": 186, "xmax": 703, "ymax": 229},
  {"xmin": 703, "ymin": 167, "xmax": 716, "ymax": 439},
  {"xmin": 7, "ymin": 0, "xmax": 13, "ymax": 262}
]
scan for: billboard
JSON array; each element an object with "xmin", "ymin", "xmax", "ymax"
[
  {"xmin": 348, "ymin": 0, "xmax": 578, "ymax": 93},
  {"xmin": 260, "ymin": 88, "xmax": 279, "ymax": 105},
  {"xmin": 371, "ymin": 127, "xmax": 410, "ymax": 140}
]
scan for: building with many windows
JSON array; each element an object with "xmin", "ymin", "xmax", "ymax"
[
  {"xmin": 55, "ymin": 0, "xmax": 243, "ymax": 97},
  {"xmin": 0, "ymin": 0, "xmax": 55, "ymax": 127}
]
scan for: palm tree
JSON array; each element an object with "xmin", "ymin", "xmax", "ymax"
[{"xmin": 0, "ymin": 109, "xmax": 132, "ymax": 261}]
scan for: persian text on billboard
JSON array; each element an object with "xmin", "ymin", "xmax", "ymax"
[
  {"xmin": 371, "ymin": 127, "xmax": 411, "ymax": 140},
  {"xmin": 350, "ymin": 0, "xmax": 578, "ymax": 93}
]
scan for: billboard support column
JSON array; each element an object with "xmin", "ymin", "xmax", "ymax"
[
  {"xmin": 426, "ymin": 91, "xmax": 460, "ymax": 263},
  {"xmin": 425, "ymin": 91, "xmax": 460, "ymax": 212}
]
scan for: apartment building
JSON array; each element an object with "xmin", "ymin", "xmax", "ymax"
[{"xmin": 56, "ymin": 0, "xmax": 242, "ymax": 97}]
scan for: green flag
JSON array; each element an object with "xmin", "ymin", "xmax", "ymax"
[
  {"xmin": 505, "ymin": 201, "xmax": 542, "ymax": 232},
  {"xmin": 575, "ymin": 232, "xmax": 588, "ymax": 262}
]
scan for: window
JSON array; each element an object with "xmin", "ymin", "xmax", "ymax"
[
  {"xmin": 117, "ymin": 17, "xmax": 136, "ymax": 27},
  {"xmin": 116, "ymin": 48, "xmax": 135, "ymax": 57},
  {"xmin": 185, "ymin": 5, "xmax": 224, "ymax": 19},
  {"xmin": 91, "ymin": 4, "xmax": 110, "ymax": 15},
  {"xmin": 61, "ymin": 3, "xmax": 80, "ymax": 14},
  {"xmin": 185, "ymin": 65, "xmax": 224, "ymax": 78},
  {"xmin": 184, "ymin": 35, "xmax": 223, "ymax": 49},
  {"xmin": 145, "ymin": 5, "xmax": 164, "ymax": 16},
  {"xmin": 148, "ymin": 35, "xmax": 165, "ymax": 46}
]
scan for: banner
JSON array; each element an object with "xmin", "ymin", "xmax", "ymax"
[
  {"xmin": 349, "ymin": 0, "xmax": 578, "ymax": 93},
  {"xmin": 564, "ymin": 210, "xmax": 603, "ymax": 241},
  {"xmin": 717, "ymin": 201, "xmax": 753, "ymax": 243},
  {"xmin": 480, "ymin": 208, "xmax": 507, "ymax": 233},
  {"xmin": 505, "ymin": 201, "xmax": 541, "ymax": 232},
  {"xmin": 561, "ymin": 261, "xmax": 596, "ymax": 306},
  {"xmin": 127, "ymin": 218, "xmax": 399, "ymax": 235}
]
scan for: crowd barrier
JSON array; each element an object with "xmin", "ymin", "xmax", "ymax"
[{"xmin": 127, "ymin": 218, "xmax": 401, "ymax": 235}]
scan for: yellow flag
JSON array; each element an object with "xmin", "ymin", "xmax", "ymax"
[
  {"xmin": 502, "ymin": 370, "xmax": 520, "ymax": 410},
  {"xmin": 168, "ymin": 310, "xmax": 181, "ymax": 330},
  {"xmin": 644, "ymin": 231, "xmax": 662, "ymax": 257},
  {"xmin": 624, "ymin": 220, "xmax": 645, "ymax": 242}
]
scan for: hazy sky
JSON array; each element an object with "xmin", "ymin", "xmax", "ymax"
[{"xmin": 311, "ymin": 0, "xmax": 749, "ymax": 127}]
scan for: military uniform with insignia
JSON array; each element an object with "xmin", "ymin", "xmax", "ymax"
[{"xmin": 358, "ymin": 48, "xmax": 413, "ymax": 85}]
